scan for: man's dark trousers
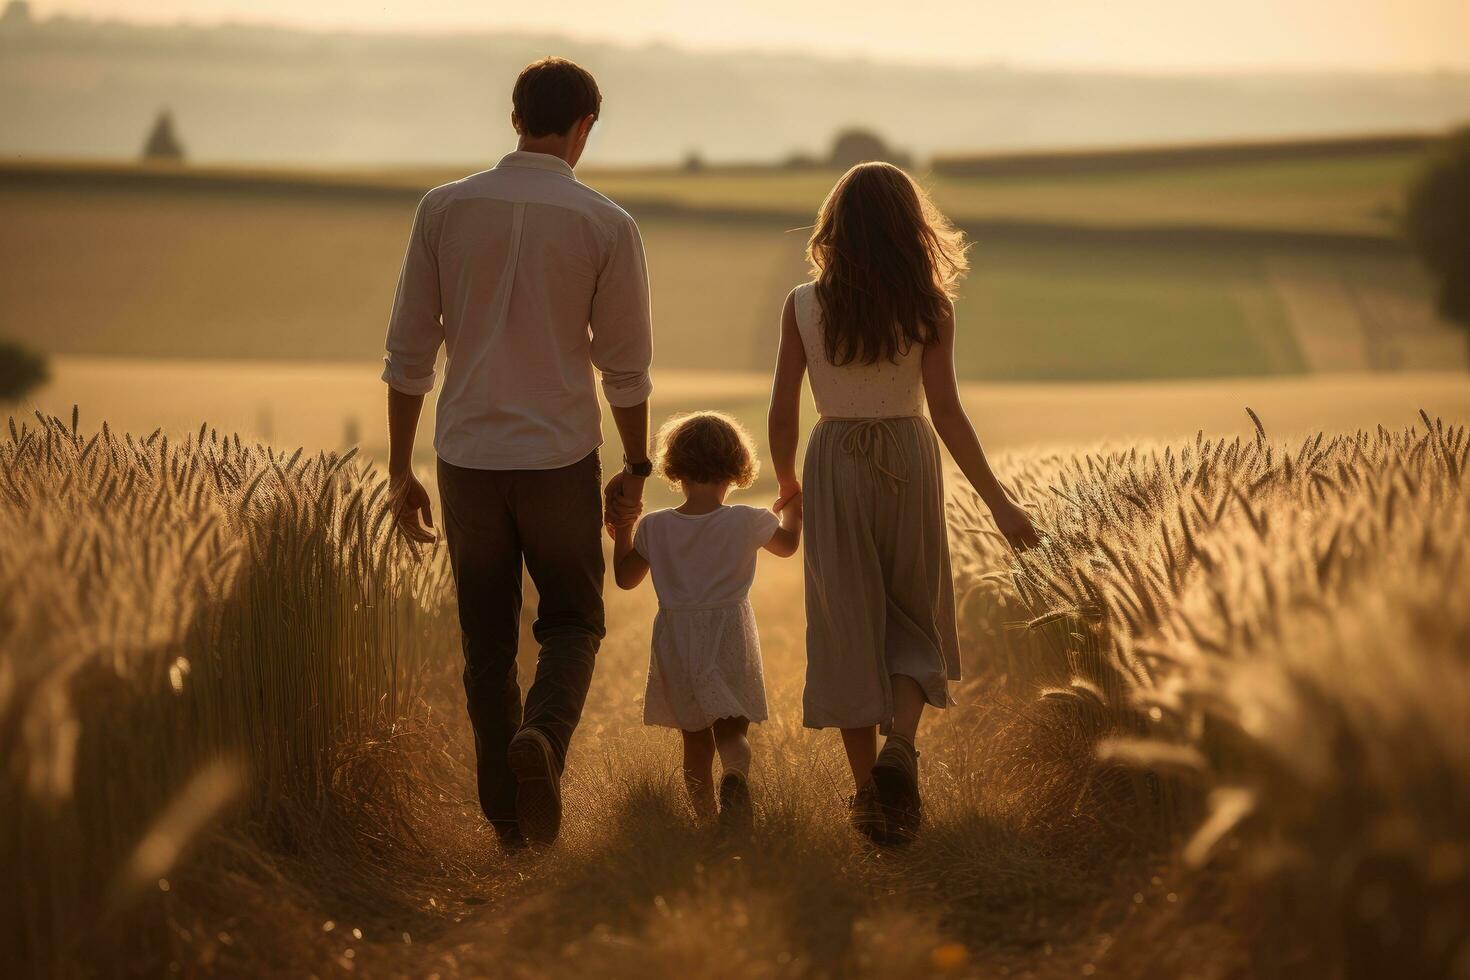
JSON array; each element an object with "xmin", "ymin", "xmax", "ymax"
[{"xmin": 437, "ymin": 451, "xmax": 605, "ymax": 836}]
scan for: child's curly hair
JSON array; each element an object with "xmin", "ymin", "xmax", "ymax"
[{"xmin": 655, "ymin": 412, "xmax": 759, "ymax": 489}]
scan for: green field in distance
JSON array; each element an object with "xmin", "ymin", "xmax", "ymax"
[
  {"xmin": 0, "ymin": 140, "xmax": 1446, "ymax": 383},
  {"xmin": 579, "ymin": 151, "xmax": 1418, "ymax": 237}
]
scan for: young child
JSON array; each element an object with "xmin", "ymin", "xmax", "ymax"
[{"xmin": 613, "ymin": 411, "xmax": 802, "ymax": 825}]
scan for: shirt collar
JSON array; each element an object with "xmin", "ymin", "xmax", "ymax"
[{"xmin": 495, "ymin": 150, "xmax": 576, "ymax": 179}]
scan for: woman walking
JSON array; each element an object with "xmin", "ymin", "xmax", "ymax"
[{"xmin": 767, "ymin": 162, "xmax": 1039, "ymax": 844}]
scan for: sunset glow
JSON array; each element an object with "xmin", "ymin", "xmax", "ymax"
[{"xmin": 27, "ymin": 0, "xmax": 1470, "ymax": 71}]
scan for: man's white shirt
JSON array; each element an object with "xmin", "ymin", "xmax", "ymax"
[{"xmin": 383, "ymin": 150, "xmax": 653, "ymax": 470}]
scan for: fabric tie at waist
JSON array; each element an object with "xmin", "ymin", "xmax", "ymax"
[{"xmin": 823, "ymin": 416, "xmax": 916, "ymax": 492}]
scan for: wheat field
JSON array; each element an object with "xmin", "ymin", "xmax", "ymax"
[{"xmin": 3, "ymin": 406, "xmax": 1467, "ymax": 978}]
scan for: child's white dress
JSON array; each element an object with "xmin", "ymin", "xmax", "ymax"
[{"xmin": 634, "ymin": 504, "xmax": 779, "ymax": 730}]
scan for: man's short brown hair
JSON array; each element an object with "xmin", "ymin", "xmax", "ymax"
[{"xmin": 512, "ymin": 57, "xmax": 602, "ymax": 138}]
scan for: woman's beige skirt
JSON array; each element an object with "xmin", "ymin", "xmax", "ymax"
[{"xmin": 801, "ymin": 415, "xmax": 961, "ymax": 732}]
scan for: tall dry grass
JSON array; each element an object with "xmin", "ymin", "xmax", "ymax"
[
  {"xmin": 5, "ymin": 407, "xmax": 1468, "ymax": 978},
  {"xmin": 947, "ymin": 409, "xmax": 1470, "ymax": 977},
  {"xmin": 0, "ymin": 409, "xmax": 458, "ymax": 976}
]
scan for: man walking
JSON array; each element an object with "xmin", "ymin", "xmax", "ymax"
[{"xmin": 382, "ymin": 58, "xmax": 652, "ymax": 848}]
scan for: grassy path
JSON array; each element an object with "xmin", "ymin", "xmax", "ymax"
[{"xmin": 274, "ymin": 555, "xmax": 1181, "ymax": 978}]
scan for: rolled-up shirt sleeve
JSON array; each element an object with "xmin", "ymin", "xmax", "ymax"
[
  {"xmin": 382, "ymin": 192, "xmax": 443, "ymax": 396},
  {"xmin": 589, "ymin": 214, "xmax": 653, "ymax": 408}
]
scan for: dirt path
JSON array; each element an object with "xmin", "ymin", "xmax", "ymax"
[{"xmin": 1268, "ymin": 254, "xmax": 1469, "ymax": 372}]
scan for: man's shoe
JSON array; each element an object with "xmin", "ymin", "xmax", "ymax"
[
  {"xmin": 870, "ymin": 737, "xmax": 921, "ymax": 844},
  {"xmin": 718, "ymin": 770, "xmax": 753, "ymax": 834},
  {"xmin": 507, "ymin": 728, "xmax": 562, "ymax": 846}
]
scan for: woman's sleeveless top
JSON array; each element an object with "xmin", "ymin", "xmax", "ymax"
[{"xmin": 793, "ymin": 281, "xmax": 925, "ymax": 419}]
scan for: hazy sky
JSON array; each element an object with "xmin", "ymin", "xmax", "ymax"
[{"xmin": 28, "ymin": 0, "xmax": 1470, "ymax": 72}]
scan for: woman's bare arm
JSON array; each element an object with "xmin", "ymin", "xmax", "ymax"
[
  {"xmin": 762, "ymin": 491, "xmax": 803, "ymax": 558},
  {"xmin": 922, "ymin": 305, "xmax": 1040, "ymax": 551},
  {"xmin": 768, "ymin": 289, "xmax": 808, "ymax": 510}
]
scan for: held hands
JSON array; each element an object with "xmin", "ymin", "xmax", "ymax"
[
  {"xmin": 764, "ymin": 480, "xmax": 804, "ymax": 558},
  {"xmin": 389, "ymin": 469, "xmax": 435, "ymax": 544},
  {"xmin": 778, "ymin": 490, "xmax": 804, "ymax": 522},
  {"xmin": 773, "ymin": 488, "xmax": 803, "ymax": 524},
  {"xmin": 773, "ymin": 478, "xmax": 802, "ymax": 518},
  {"xmin": 604, "ymin": 470, "xmax": 645, "ymax": 538}
]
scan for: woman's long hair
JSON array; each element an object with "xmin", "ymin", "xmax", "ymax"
[{"xmin": 806, "ymin": 162, "xmax": 969, "ymax": 366}]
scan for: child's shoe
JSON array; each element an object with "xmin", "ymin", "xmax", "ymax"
[{"xmin": 718, "ymin": 769, "xmax": 753, "ymax": 834}]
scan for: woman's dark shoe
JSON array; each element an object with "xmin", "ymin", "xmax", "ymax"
[
  {"xmin": 870, "ymin": 737, "xmax": 921, "ymax": 844},
  {"xmin": 493, "ymin": 821, "xmax": 528, "ymax": 854},
  {"xmin": 850, "ymin": 780, "xmax": 887, "ymax": 843},
  {"xmin": 507, "ymin": 727, "xmax": 562, "ymax": 846},
  {"xmin": 717, "ymin": 769, "xmax": 753, "ymax": 834}
]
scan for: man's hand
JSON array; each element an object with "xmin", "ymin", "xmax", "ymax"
[
  {"xmin": 389, "ymin": 469, "xmax": 436, "ymax": 544},
  {"xmin": 991, "ymin": 497, "xmax": 1041, "ymax": 552},
  {"xmin": 603, "ymin": 470, "xmax": 645, "ymax": 537}
]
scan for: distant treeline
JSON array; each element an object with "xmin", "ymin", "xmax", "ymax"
[
  {"xmin": 931, "ymin": 132, "xmax": 1434, "ymax": 178},
  {"xmin": 0, "ymin": 156, "xmax": 1410, "ymax": 255},
  {"xmin": 0, "ymin": 159, "xmax": 426, "ymax": 202}
]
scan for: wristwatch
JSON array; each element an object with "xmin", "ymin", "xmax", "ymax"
[{"xmin": 623, "ymin": 455, "xmax": 653, "ymax": 478}]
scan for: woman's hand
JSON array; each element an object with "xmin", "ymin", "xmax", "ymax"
[
  {"xmin": 774, "ymin": 478, "xmax": 802, "ymax": 515},
  {"xmin": 990, "ymin": 497, "xmax": 1041, "ymax": 552},
  {"xmin": 765, "ymin": 487, "xmax": 804, "ymax": 558},
  {"xmin": 776, "ymin": 488, "xmax": 803, "ymax": 522}
]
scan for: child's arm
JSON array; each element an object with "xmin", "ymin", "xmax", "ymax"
[
  {"xmin": 613, "ymin": 520, "xmax": 650, "ymax": 590},
  {"xmin": 763, "ymin": 491, "xmax": 803, "ymax": 558},
  {"xmin": 921, "ymin": 304, "xmax": 1040, "ymax": 552},
  {"xmin": 768, "ymin": 289, "xmax": 807, "ymax": 511}
]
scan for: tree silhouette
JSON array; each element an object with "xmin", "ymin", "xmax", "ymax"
[
  {"xmin": 1406, "ymin": 125, "xmax": 1470, "ymax": 332},
  {"xmin": 0, "ymin": 1, "xmax": 33, "ymax": 29},
  {"xmin": 828, "ymin": 128, "xmax": 912, "ymax": 170},
  {"xmin": 142, "ymin": 109, "xmax": 186, "ymax": 163},
  {"xmin": 0, "ymin": 340, "xmax": 48, "ymax": 404}
]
